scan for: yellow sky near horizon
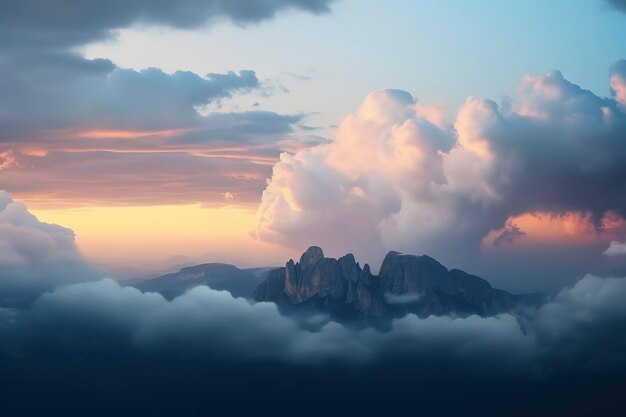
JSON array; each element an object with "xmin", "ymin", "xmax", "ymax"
[
  {"xmin": 32, "ymin": 204, "xmax": 297, "ymax": 270},
  {"xmin": 30, "ymin": 201, "xmax": 626, "ymax": 277}
]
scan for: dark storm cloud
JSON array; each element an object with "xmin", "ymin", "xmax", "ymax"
[
  {"xmin": 605, "ymin": 0, "xmax": 626, "ymax": 12},
  {"xmin": 462, "ymin": 70, "xmax": 626, "ymax": 224},
  {"xmin": 0, "ymin": 0, "xmax": 336, "ymax": 51},
  {"xmin": 0, "ymin": 57, "xmax": 260, "ymax": 139},
  {"xmin": 0, "ymin": 52, "xmax": 305, "ymax": 145},
  {"xmin": 0, "ymin": 0, "xmax": 329, "ymax": 140},
  {"xmin": 170, "ymin": 112, "xmax": 305, "ymax": 144}
]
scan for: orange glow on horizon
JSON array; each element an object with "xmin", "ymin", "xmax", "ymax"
[
  {"xmin": 73, "ymin": 128, "xmax": 192, "ymax": 139},
  {"xmin": 482, "ymin": 211, "xmax": 626, "ymax": 250}
]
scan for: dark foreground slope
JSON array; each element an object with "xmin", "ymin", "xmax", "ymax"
[
  {"xmin": 2, "ymin": 357, "xmax": 625, "ymax": 417},
  {"xmin": 254, "ymin": 246, "xmax": 542, "ymax": 319}
]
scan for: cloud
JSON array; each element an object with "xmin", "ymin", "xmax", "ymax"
[
  {"xmin": 605, "ymin": 0, "xmax": 626, "ymax": 13},
  {"xmin": 493, "ymin": 222, "xmax": 525, "ymax": 246},
  {"xmin": 0, "ymin": 273, "xmax": 625, "ymax": 373},
  {"xmin": 383, "ymin": 292, "xmax": 422, "ymax": 305},
  {"xmin": 604, "ymin": 241, "xmax": 626, "ymax": 256},
  {"xmin": 0, "ymin": 59, "xmax": 313, "ymax": 207},
  {"xmin": 0, "ymin": 58, "xmax": 261, "ymax": 139},
  {"xmin": 533, "ymin": 274, "xmax": 626, "ymax": 372},
  {"xmin": 0, "ymin": 1, "xmax": 331, "ymax": 209},
  {"xmin": 0, "ymin": 191, "xmax": 97, "ymax": 306},
  {"xmin": 0, "ymin": 56, "xmax": 310, "ymax": 209},
  {"xmin": 1, "ymin": 271, "xmax": 626, "ymax": 414},
  {"xmin": 254, "ymin": 63, "xmax": 626, "ymax": 290},
  {"xmin": 0, "ymin": 0, "xmax": 336, "ymax": 51},
  {"xmin": 0, "ymin": 0, "xmax": 329, "ymax": 140},
  {"xmin": 0, "ymin": 102, "xmax": 310, "ymax": 209},
  {"xmin": 1, "ymin": 139, "xmax": 315, "ymax": 208},
  {"xmin": 611, "ymin": 59, "xmax": 626, "ymax": 111}
]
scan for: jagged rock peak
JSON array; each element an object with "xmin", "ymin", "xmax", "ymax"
[
  {"xmin": 380, "ymin": 251, "xmax": 402, "ymax": 273},
  {"xmin": 338, "ymin": 253, "xmax": 356, "ymax": 264},
  {"xmin": 379, "ymin": 251, "xmax": 443, "ymax": 275},
  {"xmin": 299, "ymin": 246, "xmax": 324, "ymax": 268}
]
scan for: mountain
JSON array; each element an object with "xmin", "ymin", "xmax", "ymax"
[
  {"xmin": 133, "ymin": 263, "xmax": 269, "ymax": 299},
  {"xmin": 254, "ymin": 246, "xmax": 543, "ymax": 320}
]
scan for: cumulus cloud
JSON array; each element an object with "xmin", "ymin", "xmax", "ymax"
[
  {"xmin": 254, "ymin": 63, "xmax": 626, "ymax": 289},
  {"xmin": 0, "ymin": 191, "xmax": 97, "ymax": 306}
]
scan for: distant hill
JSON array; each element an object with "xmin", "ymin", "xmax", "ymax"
[
  {"xmin": 254, "ymin": 246, "xmax": 544, "ymax": 320},
  {"xmin": 133, "ymin": 263, "xmax": 271, "ymax": 299}
]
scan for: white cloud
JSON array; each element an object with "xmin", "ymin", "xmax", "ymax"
[
  {"xmin": 2, "ymin": 273, "xmax": 626, "ymax": 375},
  {"xmin": 0, "ymin": 278, "xmax": 527, "ymax": 369},
  {"xmin": 604, "ymin": 241, "xmax": 626, "ymax": 256},
  {"xmin": 384, "ymin": 292, "xmax": 421, "ymax": 305},
  {"xmin": 0, "ymin": 190, "xmax": 97, "ymax": 306}
]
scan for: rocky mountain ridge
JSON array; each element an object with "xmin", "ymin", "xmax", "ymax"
[{"xmin": 254, "ymin": 246, "xmax": 543, "ymax": 319}]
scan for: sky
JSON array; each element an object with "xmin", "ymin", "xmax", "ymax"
[
  {"xmin": 1, "ymin": 0, "xmax": 626, "ymax": 292},
  {"xmin": 82, "ymin": 0, "xmax": 626, "ymax": 125}
]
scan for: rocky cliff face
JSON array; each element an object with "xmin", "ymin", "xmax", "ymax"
[
  {"xmin": 254, "ymin": 246, "xmax": 384, "ymax": 319},
  {"xmin": 254, "ymin": 247, "xmax": 542, "ymax": 319}
]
